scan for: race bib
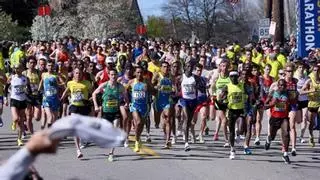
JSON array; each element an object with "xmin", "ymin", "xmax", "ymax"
[
  {"xmin": 288, "ymin": 91, "xmax": 296, "ymax": 100},
  {"xmin": 183, "ymin": 85, "xmax": 195, "ymax": 95},
  {"xmin": 72, "ymin": 91, "xmax": 84, "ymax": 102},
  {"xmin": 275, "ymin": 102, "xmax": 285, "ymax": 112},
  {"xmin": 133, "ymin": 91, "xmax": 146, "ymax": 99},
  {"xmin": 230, "ymin": 92, "xmax": 242, "ymax": 103},
  {"xmin": 161, "ymin": 86, "xmax": 172, "ymax": 93},
  {"xmin": 14, "ymin": 85, "xmax": 25, "ymax": 95},
  {"xmin": 106, "ymin": 99, "xmax": 118, "ymax": 107}
]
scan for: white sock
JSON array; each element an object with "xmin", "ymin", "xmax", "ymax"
[{"xmin": 283, "ymin": 152, "xmax": 288, "ymax": 156}]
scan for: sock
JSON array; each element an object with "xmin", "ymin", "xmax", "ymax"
[{"xmin": 283, "ymin": 152, "xmax": 288, "ymax": 156}]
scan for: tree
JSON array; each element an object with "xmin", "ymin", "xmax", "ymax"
[
  {"xmin": 146, "ymin": 16, "xmax": 167, "ymax": 38},
  {"xmin": 30, "ymin": 0, "xmax": 140, "ymax": 40},
  {"xmin": 0, "ymin": 10, "xmax": 29, "ymax": 41}
]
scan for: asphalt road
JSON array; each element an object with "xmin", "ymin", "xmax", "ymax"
[{"xmin": 0, "ymin": 106, "xmax": 319, "ymax": 180}]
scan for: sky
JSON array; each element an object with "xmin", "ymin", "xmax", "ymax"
[{"xmin": 138, "ymin": 0, "xmax": 166, "ymax": 19}]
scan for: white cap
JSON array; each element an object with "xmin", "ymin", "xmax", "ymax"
[
  {"xmin": 106, "ymin": 57, "xmax": 115, "ymax": 64},
  {"xmin": 149, "ymin": 46, "xmax": 154, "ymax": 50},
  {"xmin": 229, "ymin": 71, "xmax": 239, "ymax": 76}
]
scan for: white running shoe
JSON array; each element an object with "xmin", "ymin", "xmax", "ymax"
[
  {"xmin": 177, "ymin": 130, "xmax": 183, "ymax": 137},
  {"xmin": 223, "ymin": 142, "xmax": 230, "ymax": 148},
  {"xmin": 171, "ymin": 136, "xmax": 176, "ymax": 145},
  {"xmin": 229, "ymin": 151, "xmax": 235, "ymax": 160},
  {"xmin": 108, "ymin": 154, "xmax": 114, "ymax": 162},
  {"xmin": 254, "ymin": 137, "xmax": 260, "ymax": 146},
  {"xmin": 199, "ymin": 135, "xmax": 205, "ymax": 144},
  {"xmin": 240, "ymin": 135, "xmax": 245, "ymax": 140},
  {"xmin": 184, "ymin": 143, "xmax": 191, "ymax": 151},
  {"xmin": 299, "ymin": 138, "xmax": 306, "ymax": 144},
  {"xmin": 124, "ymin": 139, "xmax": 129, "ymax": 148},
  {"xmin": 77, "ymin": 150, "xmax": 83, "ymax": 159}
]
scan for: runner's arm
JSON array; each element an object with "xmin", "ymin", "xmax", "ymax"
[
  {"xmin": 92, "ymin": 82, "xmax": 107, "ymax": 110},
  {"xmin": 300, "ymin": 79, "xmax": 312, "ymax": 95},
  {"xmin": 60, "ymin": 86, "xmax": 70, "ymax": 102}
]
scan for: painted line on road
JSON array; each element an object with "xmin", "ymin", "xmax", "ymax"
[{"xmin": 128, "ymin": 136, "xmax": 160, "ymax": 158}]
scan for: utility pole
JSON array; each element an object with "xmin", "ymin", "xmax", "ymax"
[{"xmin": 271, "ymin": 0, "xmax": 284, "ymax": 44}]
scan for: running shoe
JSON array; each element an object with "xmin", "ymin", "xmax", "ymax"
[
  {"xmin": 145, "ymin": 136, "xmax": 152, "ymax": 143},
  {"xmin": 291, "ymin": 148, "xmax": 297, "ymax": 156},
  {"xmin": 213, "ymin": 133, "xmax": 219, "ymax": 141},
  {"xmin": 17, "ymin": 139, "xmax": 24, "ymax": 146},
  {"xmin": 11, "ymin": 121, "xmax": 17, "ymax": 131},
  {"xmin": 77, "ymin": 150, "xmax": 83, "ymax": 158},
  {"xmin": 240, "ymin": 135, "xmax": 245, "ymax": 140},
  {"xmin": 309, "ymin": 137, "xmax": 315, "ymax": 147},
  {"xmin": 205, "ymin": 127, "xmax": 209, "ymax": 136},
  {"xmin": 80, "ymin": 142, "xmax": 90, "ymax": 149},
  {"xmin": 235, "ymin": 135, "xmax": 240, "ymax": 144},
  {"xmin": 264, "ymin": 141, "xmax": 270, "ymax": 150},
  {"xmin": 134, "ymin": 141, "xmax": 141, "ymax": 152},
  {"xmin": 318, "ymin": 137, "xmax": 320, "ymax": 144},
  {"xmin": 177, "ymin": 130, "xmax": 183, "ymax": 137},
  {"xmin": 244, "ymin": 148, "xmax": 252, "ymax": 155},
  {"xmin": 108, "ymin": 153, "xmax": 114, "ymax": 162},
  {"xmin": 254, "ymin": 137, "xmax": 260, "ymax": 146},
  {"xmin": 184, "ymin": 143, "xmax": 191, "ymax": 152},
  {"xmin": 124, "ymin": 139, "xmax": 129, "ymax": 148},
  {"xmin": 299, "ymin": 137, "xmax": 306, "ymax": 144},
  {"xmin": 171, "ymin": 136, "xmax": 176, "ymax": 145},
  {"xmin": 190, "ymin": 134, "xmax": 196, "ymax": 144},
  {"xmin": 223, "ymin": 142, "xmax": 230, "ymax": 148},
  {"xmin": 198, "ymin": 135, "xmax": 205, "ymax": 144},
  {"xmin": 229, "ymin": 151, "xmax": 235, "ymax": 160},
  {"xmin": 282, "ymin": 155, "xmax": 291, "ymax": 164},
  {"xmin": 162, "ymin": 142, "xmax": 171, "ymax": 149},
  {"xmin": 0, "ymin": 117, "xmax": 3, "ymax": 127}
]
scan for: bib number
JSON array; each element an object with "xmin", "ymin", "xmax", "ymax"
[
  {"xmin": 14, "ymin": 85, "xmax": 25, "ymax": 95},
  {"xmin": 230, "ymin": 92, "xmax": 242, "ymax": 103},
  {"xmin": 275, "ymin": 102, "xmax": 285, "ymax": 112},
  {"xmin": 72, "ymin": 91, "xmax": 84, "ymax": 102},
  {"xmin": 133, "ymin": 91, "xmax": 146, "ymax": 99},
  {"xmin": 45, "ymin": 88, "xmax": 57, "ymax": 96},
  {"xmin": 106, "ymin": 99, "xmax": 118, "ymax": 107}
]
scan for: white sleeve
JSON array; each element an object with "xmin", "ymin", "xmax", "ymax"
[{"xmin": 0, "ymin": 148, "xmax": 36, "ymax": 180}]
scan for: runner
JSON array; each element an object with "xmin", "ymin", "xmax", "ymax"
[
  {"xmin": 264, "ymin": 79, "xmax": 291, "ymax": 164},
  {"xmin": 180, "ymin": 62, "xmax": 199, "ymax": 151},
  {"xmin": 0, "ymin": 69, "xmax": 7, "ymax": 127},
  {"xmin": 23, "ymin": 56, "xmax": 41, "ymax": 134},
  {"xmin": 4, "ymin": 64, "xmax": 31, "ymax": 146},
  {"xmin": 128, "ymin": 66, "xmax": 154, "ymax": 152},
  {"xmin": 152, "ymin": 61, "xmax": 173, "ymax": 148},
  {"xmin": 93, "ymin": 68, "xmax": 128, "ymax": 161},
  {"xmin": 38, "ymin": 60, "xmax": 65, "ymax": 129},
  {"xmin": 294, "ymin": 61, "xmax": 309, "ymax": 144},
  {"xmin": 284, "ymin": 62, "xmax": 298, "ymax": 156},
  {"xmin": 255, "ymin": 64, "xmax": 273, "ymax": 145},
  {"xmin": 61, "ymin": 67, "xmax": 93, "ymax": 158},
  {"xmin": 171, "ymin": 61, "xmax": 183, "ymax": 144},
  {"xmin": 220, "ymin": 71, "xmax": 245, "ymax": 159},
  {"xmin": 211, "ymin": 60, "xmax": 230, "ymax": 144},
  {"xmin": 191, "ymin": 64, "xmax": 209, "ymax": 143},
  {"xmin": 300, "ymin": 64, "xmax": 320, "ymax": 147},
  {"xmin": 117, "ymin": 64, "xmax": 133, "ymax": 147}
]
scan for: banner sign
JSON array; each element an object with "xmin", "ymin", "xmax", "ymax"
[{"xmin": 297, "ymin": 0, "xmax": 320, "ymax": 58}]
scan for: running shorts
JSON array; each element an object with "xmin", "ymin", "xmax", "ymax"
[
  {"xmin": 129, "ymin": 103, "xmax": 149, "ymax": 118},
  {"xmin": 69, "ymin": 105, "xmax": 91, "ymax": 116},
  {"xmin": 214, "ymin": 101, "xmax": 228, "ymax": 111},
  {"xmin": 42, "ymin": 96, "xmax": 60, "ymax": 112},
  {"xmin": 10, "ymin": 98, "xmax": 27, "ymax": 110},
  {"xmin": 154, "ymin": 98, "xmax": 171, "ymax": 112},
  {"xmin": 269, "ymin": 117, "xmax": 288, "ymax": 131},
  {"xmin": 289, "ymin": 104, "xmax": 298, "ymax": 112},
  {"xmin": 298, "ymin": 101, "xmax": 308, "ymax": 110},
  {"xmin": 102, "ymin": 112, "xmax": 121, "ymax": 123},
  {"xmin": 194, "ymin": 96, "xmax": 209, "ymax": 113},
  {"xmin": 179, "ymin": 98, "xmax": 197, "ymax": 112},
  {"xmin": 308, "ymin": 107, "xmax": 319, "ymax": 113}
]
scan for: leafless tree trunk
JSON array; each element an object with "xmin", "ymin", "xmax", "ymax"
[
  {"xmin": 264, "ymin": 0, "xmax": 272, "ymax": 18},
  {"xmin": 272, "ymin": 0, "xmax": 284, "ymax": 44}
]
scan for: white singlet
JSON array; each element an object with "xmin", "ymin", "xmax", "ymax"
[
  {"xmin": 296, "ymin": 75, "xmax": 308, "ymax": 102},
  {"xmin": 181, "ymin": 74, "xmax": 197, "ymax": 100},
  {"xmin": 10, "ymin": 75, "xmax": 28, "ymax": 101}
]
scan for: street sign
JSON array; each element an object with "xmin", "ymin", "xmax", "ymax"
[
  {"xmin": 259, "ymin": 18, "xmax": 270, "ymax": 27},
  {"xmin": 259, "ymin": 27, "xmax": 270, "ymax": 39},
  {"xmin": 259, "ymin": 18, "xmax": 270, "ymax": 39},
  {"xmin": 136, "ymin": 25, "xmax": 147, "ymax": 35}
]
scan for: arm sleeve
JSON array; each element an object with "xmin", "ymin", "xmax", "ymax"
[{"xmin": 0, "ymin": 148, "xmax": 36, "ymax": 180}]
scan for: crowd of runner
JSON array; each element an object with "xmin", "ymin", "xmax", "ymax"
[{"xmin": 0, "ymin": 35, "xmax": 319, "ymax": 164}]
